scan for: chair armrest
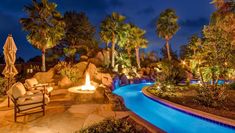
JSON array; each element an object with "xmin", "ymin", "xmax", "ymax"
[
  {"xmin": 34, "ymin": 83, "xmax": 55, "ymax": 87},
  {"xmin": 34, "ymin": 83, "xmax": 49, "ymax": 87},
  {"xmin": 18, "ymin": 93, "xmax": 43, "ymax": 99}
]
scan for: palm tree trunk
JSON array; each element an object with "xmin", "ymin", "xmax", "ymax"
[
  {"xmin": 42, "ymin": 48, "xmax": 46, "ymax": 72},
  {"xmin": 127, "ymin": 48, "xmax": 131, "ymax": 60},
  {"xmin": 135, "ymin": 47, "xmax": 141, "ymax": 69},
  {"xmin": 111, "ymin": 42, "xmax": 115, "ymax": 68},
  {"xmin": 111, "ymin": 33, "xmax": 116, "ymax": 69},
  {"xmin": 106, "ymin": 42, "xmax": 109, "ymax": 50},
  {"xmin": 166, "ymin": 39, "xmax": 171, "ymax": 60}
]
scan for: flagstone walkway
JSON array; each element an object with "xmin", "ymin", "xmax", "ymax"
[{"xmin": 0, "ymin": 89, "xmax": 129, "ymax": 133}]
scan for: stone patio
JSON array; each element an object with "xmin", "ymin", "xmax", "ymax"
[{"xmin": 0, "ymin": 88, "xmax": 129, "ymax": 133}]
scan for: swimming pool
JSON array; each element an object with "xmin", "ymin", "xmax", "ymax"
[{"xmin": 113, "ymin": 83, "xmax": 235, "ymax": 133}]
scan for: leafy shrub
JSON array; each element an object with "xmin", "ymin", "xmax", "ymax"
[
  {"xmin": 0, "ymin": 77, "xmax": 16, "ymax": 96},
  {"xmin": 195, "ymin": 85, "xmax": 227, "ymax": 107},
  {"xmin": 60, "ymin": 66, "xmax": 83, "ymax": 82},
  {"xmin": 157, "ymin": 60, "xmax": 186, "ymax": 85},
  {"xmin": 78, "ymin": 117, "xmax": 148, "ymax": 133},
  {"xmin": 53, "ymin": 61, "xmax": 70, "ymax": 74},
  {"xmin": 147, "ymin": 83, "xmax": 177, "ymax": 99},
  {"xmin": 228, "ymin": 82, "xmax": 235, "ymax": 90},
  {"xmin": 116, "ymin": 53, "xmax": 132, "ymax": 69}
]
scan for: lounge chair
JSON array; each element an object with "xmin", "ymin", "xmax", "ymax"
[
  {"xmin": 7, "ymin": 82, "xmax": 50, "ymax": 122},
  {"xmin": 25, "ymin": 78, "xmax": 53, "ymax": 96}
]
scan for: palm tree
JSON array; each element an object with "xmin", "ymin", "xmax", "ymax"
[
  {"xmin": 130, "ymin": 25, "xmax": 148, "ymax": 69},
  {"xmin": 156, "ymin": 9, "xmax": 179, "ymax": 60},
  {"xmin": 20, "ymin": 0, "xmax": 65, "ymax": 71},
  {"xmin": 99, "ymin": 30, "xmax": 111, "ymax": 49},
  {"xmin": 100, "ymin": 12, "xmax": 126, "ymax": 68}
]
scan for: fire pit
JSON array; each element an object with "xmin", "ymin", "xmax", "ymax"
[
  {"xmin": 68, "ymin": 72, "xmax": 96, "ymax": 93},
  {"xmin": 68, "ymin": 72, "xmax": 97, "ymax": 103}
]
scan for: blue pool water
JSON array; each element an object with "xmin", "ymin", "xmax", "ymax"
[{"xmin": 113, "ymin": 83, "xmax": 235, "ymax": 133}]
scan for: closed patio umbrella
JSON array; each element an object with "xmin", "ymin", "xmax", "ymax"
[{"xmin": 2, "ymin": 34, "xmax": 18, "ymax": 107}]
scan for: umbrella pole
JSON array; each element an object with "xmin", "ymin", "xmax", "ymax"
[{"xmin": 7, "ymin": 78, "xmax": 10, "ymax": 107}]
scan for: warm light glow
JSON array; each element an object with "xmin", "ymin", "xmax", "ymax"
[{"xmin": 81, "ymin": 72, "xmax": 95, "ymax": 91}]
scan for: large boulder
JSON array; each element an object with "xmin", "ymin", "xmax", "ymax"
[
  {"xmin": 80, "ymin": 55, "xmax": 88, "ymax": 61},
  {"xmin": 101, "ymin": 73, "xmax": 112, "ymax": 87},
  {"xmin": 58, "ymin": 76, "xmax": 73, "ymax": 89},
  {"xmin": 73, "ymin": 62, "xmax": 98, "ymax": 80},
  {"xmin": 88, "ymin": 58, "xmax": 103, "ymax": 67},
  {"xmin": 88, "ymin": 50, "xmax": 111, "ymax": 67},
  {"xmin": 119, "ymin": 74, "xmax": 129, "ymax": 86},
  {"xmin": 96, "ymin": 73, "xmax": 112, "ymax": 87},
  {"xmin": 33, "ymin": 68, "xmax": 54, "ymax": 83},
  {"xmin": 95, "ymin": 51, "xmax": 104, "ymax": 63}
]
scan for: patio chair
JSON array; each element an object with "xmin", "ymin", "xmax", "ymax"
[
  {"xmin": 7, "ymin": 82, "xmax": 50, "ymax": 122},
  {"xmin": 25, "ymin": 78, "xmax": 53, "ymax": 96}
]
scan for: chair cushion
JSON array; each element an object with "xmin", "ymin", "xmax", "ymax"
[
  {"xmin": 17, "ymin": 94, "xmax": 50, "ymax": 105},
  {"xmin": 25, "ymin": 78, "xmax": 39, "ymax": 90},
  {"xmin": 12, "ymin": 82, "xmax": 26, "ymax": 99}
]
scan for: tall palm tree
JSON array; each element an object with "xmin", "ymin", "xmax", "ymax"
[
  {"xmin": 20, "ymin": 0, "xmax": 65, "ymax": 71},
  {"xmin": 130, "ymin": 25, "xmax": 148, "ymax": 69},
  {"xmin": 100, "ymin": 12, "xmax": 126, "ymax": 68},
  {"xmin": 156, "ymin": 9, "xmax": 179, "ymax": 61}
]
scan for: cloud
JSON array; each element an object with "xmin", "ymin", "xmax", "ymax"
[
  {"xmin": 137, "ymin": 7, "xmax": 155, "ymax": 15},
  {"xmin": 180, "ymin": 17, "xmax": 209, "ymax": 28}
]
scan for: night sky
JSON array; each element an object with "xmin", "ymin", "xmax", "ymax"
[{"xmin": 0, "ymin": 0, "xmax": 215, "ymax": 61}]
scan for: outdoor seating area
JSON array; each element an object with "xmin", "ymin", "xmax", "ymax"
[{"xmin": 0, "ymin": 0, "xmax": 235, "ymax": 133}]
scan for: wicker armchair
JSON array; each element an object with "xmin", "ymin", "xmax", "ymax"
[{"xmin": 7, "ymin": 82, "xmax": 50, "ymax": 122}]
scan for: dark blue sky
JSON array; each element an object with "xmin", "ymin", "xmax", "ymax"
[{"xmin": 0, "ymin": 0, "xmax": 215, "ymax": 61}]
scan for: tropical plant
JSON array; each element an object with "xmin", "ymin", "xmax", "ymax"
[
  {"xmin": 78, "ymin": 117, "xmax": 148, "ymax": 133},
  {"xmin": 157, "ymin": 60, "xmax": 186, "ymax": 85},
  {"xmin": 20, "ymin": 0, "xmax": 65, "ymax": 71},
  {"xmin": 0, "ymin": 77, "xmax": 16, "ymax": 95},
  {"xmin": 62, "ymin": 11, "xmax": 96, "ymax": 62},
  {"xmin": 180, "ymin": 35, "xmax": 201, "ymax": 59},
  {"xmin": 116, "ymin": 53, "xmax": 131, "ymax": 69},
  {"xmin": 120, "ymin": 24, "xmax": 148, "ymax": 69},
  {"xmin": 182, "ymin": 0, "xmax": 235, "ymax": 107},
  {"xmin": 131, "ymin": 25, "xmax": 148, "ymax": 69},
  {"xmin": 100, "ymin": 12, "xmax": 126, "ymax": 68},
  {"xmin": 156, "ymin": 9, "xmax": 179, "ymax": 60}
]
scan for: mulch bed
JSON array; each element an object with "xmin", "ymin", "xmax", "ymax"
[{"xmin": 165, "ymin": 89, "xmax": 235, "ymax": 120}]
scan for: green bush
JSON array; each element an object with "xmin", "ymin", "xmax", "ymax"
[
  {"xmin": 78, "ymin": 117, "xmax": 147, "ymax": 133},
  {"xmin": 147, "ymin": 83, "xmax": 177, "ymax": 99},
  {"xmin": 60, "ymin": 66, "xmax": 83, "ymax": 82},
  {"xmin": 229, "ymin": 82, "xmax": 235, "ymax": 90},
  {"xmin": 0, "ymin": 77, "xmax": 16, "ymax": 96},
  {"xmin": 157, "ymin": 60, "xmax": 186, "ymax": 85},
  {"xmin": 54, "ymin": 61, "xmax": 70, "ymax": 74},
  {"xmin": 195, "ymin": 85, "xmax": 227, "ymax": 107}
]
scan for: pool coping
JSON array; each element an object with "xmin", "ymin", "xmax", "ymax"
[
  {"xmin": 128, "ymin": 111, "xmax": 166, "ymax": 133},
  {"xmin": 142, "ymin": 87, "xmax": 235, "ymax": 129}
]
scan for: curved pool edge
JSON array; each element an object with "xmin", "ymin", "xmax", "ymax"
[
  {"xmin": 128, "ymin": 111, "xmax": 166, "ymax": 133},
  {"xmin": 142, "ymin": 86, "xmax": 235, "ymax": 129}
]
